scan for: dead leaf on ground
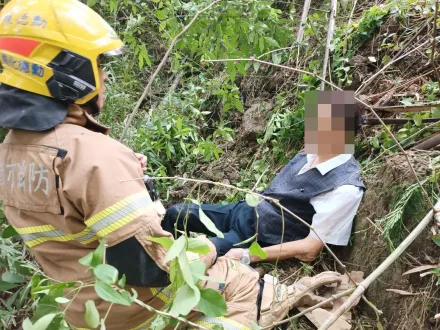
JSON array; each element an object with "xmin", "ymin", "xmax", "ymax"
[
  {"xmin": 386, "ymin": 289, "xmax": 418, "ymax": 296},
  {"xmin": 402, "ymin": 265, "xmax": 437, "ymax": 276}
]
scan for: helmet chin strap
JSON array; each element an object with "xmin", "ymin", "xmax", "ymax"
[{"xmin": 85, "ymin": 96, "xmax": 101, "ymax": 117}]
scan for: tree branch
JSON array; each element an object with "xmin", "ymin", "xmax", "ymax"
[
  {"xmin": 297, "ymin": 0, "xmax": 311, "ymax": 46},
  {"xmin": 431, "ymin": 0, "xmax": 440, "ymax": 88},
  {"xmin": 321, "ymin": 0, "xmax": 337, "ymax": 90},
  {"xmin": 356, "ymin": 38, "xmax": 433, "ymax": 95},
  {"xmin": 372, "ymin": 102, "xmax": 440, "ymax": 112},
  {"xmin": 119, "ymin": 0, "xmax": 220, "ymax": 142}
]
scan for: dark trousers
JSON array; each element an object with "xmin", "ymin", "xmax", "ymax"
[{"xmin": 162, "ymin": 201, "xmax": 256, "ymax": 256}]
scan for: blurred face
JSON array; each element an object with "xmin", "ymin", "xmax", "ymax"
[
  {"xmin": 304, "ymin": 91, "xmax": 355, "ymax": 155},
  {"xmin": 96, "ymin": 68, "xmax": 109, "ymax": 110}
]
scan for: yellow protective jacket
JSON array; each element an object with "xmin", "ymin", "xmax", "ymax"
[{"xmin": 0, "ymin": 105, "xmax": 260, "ymax": 330}]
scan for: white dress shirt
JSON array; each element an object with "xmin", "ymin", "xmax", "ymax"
[{"xmin": 298, "ymin": 154, "xmax": 364, "ymax": 245}]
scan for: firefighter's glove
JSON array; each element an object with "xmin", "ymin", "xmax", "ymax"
[{"xmin": 259, "ymin": 271, "xmax": 342, "ymax": 328}]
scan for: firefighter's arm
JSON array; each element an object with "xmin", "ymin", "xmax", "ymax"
[{"xmin": 60, "ymin": 133, "xmax": 173, "ymax": 285}]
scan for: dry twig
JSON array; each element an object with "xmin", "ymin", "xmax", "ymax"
[
  {"xmin": 296, "ymin": 0, "xmax": 312, "ymax": 46},
  {"xmin": 372, "ymin": 101, "xmax": 440, "ymax": 112},
  {"xmin": 321, "ymin": 0, "xmax": 337, "ymax": 90},
  {"xmin": 431, "ymin": 0, "xmax": 440, "ymax": 88},
  {"xmin": 356, "ymin": 38, "xmax": 433, "ymax": 95}
]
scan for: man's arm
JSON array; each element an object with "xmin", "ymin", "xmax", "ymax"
[
  {"xmin": 252, "ymin": 236, "xmax": 324, "ymax": 262},
  {"xmin": 226, "ymin": 185, "xmax": 363, "ymax": 263}
]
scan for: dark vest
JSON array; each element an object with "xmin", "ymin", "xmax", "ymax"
[{"xmin": 257, "ymin": 152, "xmax": 365, "ymax": 245}]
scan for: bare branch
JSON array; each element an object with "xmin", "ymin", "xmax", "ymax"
[
  {"xmin": 321, "ymin": 0, "xmax": 337, "ymax": 90},
  {"xmin": 296, "ymin": 0, "xmax": 312, "ymax": 46},
  {"xmin": 431, "ymin": 0, "xmax": 440, "ymax": 88},
  {"xmin": 119, "ymin": 0, "xmax": 220, "ymax": 142},
  {"xmin": 356, "ymin": 38, "xmax": 433, "ymax": 95},
  {"xmin": 372, "ymin": 101, "xmax": 440, "ymax": 112}
]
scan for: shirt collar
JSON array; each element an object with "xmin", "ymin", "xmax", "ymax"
[{"xmin": 306, "ymin": 154, "xmax": 352, "ymax": 175}]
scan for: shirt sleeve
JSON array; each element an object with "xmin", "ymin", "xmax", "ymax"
[
  {"xmin": 60, "ymin": 132, "xmax": 172, "ymax": 271},
  {"xmin": 308, "ymin": 185, "xmax": 364, "ymax": 245}
]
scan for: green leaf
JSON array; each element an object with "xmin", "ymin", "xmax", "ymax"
[
  {"xmin": 94, "ymin": 281, "xmax": 131, "ymax": 306},
  {"xmin": 433, "ymin": 234, "xmax": 440, "ymax": 247},
  {"xmin": 155, "ymin": 9, "xmax": 167, "ymax": 20},
  {"xmin": 32, "ymin": 313, "xmax": 57, "ymax": 330},
  {"xmin": 92, "ymin": 240, "xmax": 106, "ymax": 267},
  {"xmin": 78, "ymin": 252, "xmax": 94, "ymax": 268},
  {"xmin": 118, "ymin": 274, "xmax": 126, "ymax": 288},
  {"xmin": 271, "ymin": 52, "xmax": 282, "ymax": 65},
  {"xmin": 32, "ymin": 281, "xmax": 76, "ymax": 295},
  {"xmin": 400, "ymin": 98, "xmax": 413, "ymax": 106},
  {"xmin": 138, "ymin": 53, "xmax": 144, "ymax": 69},
  {"xmin": 164, "ymin": 236, "xmax": 186, "ymax": 263},
  {"xmin": 187, "ymin": 238, "xmax": 211, "ymax": 254},
  {"xmin": 85, "ymin": 300, "xmax": 100, "ymax": 329},
  {"xmin": 0, "ymin": 280, "xmax": 19, "ymax": 291},
  {"xmin": 2, "ymin": 225, "xmax": 18, "ymax": 239},
  {"xmin": 79, "ymin": 240, "xmax": 106, "ymax": 269},
  {"xmin": 22, "ymin": 318, "xmax": 33, "ymax": 330},
  {"xmin": 178, "ymin": 250, "xmax": 196, "ymax": 287},
  {"xmin": 198, "ymin": 288, "xmax": 227, "ymax": 317},
  {"xmin": 259, "ymin": 36, "xmax": 265, "ymax": 53},
  {"xmin": 2, "ymin": 271, "xmax": 25, "ymax": 283},
  {"xmin": 414, "ymin": 114, "xmax": 423, "ymax": 126},
  {"xmin": 245, "ymin": 193, "xmax": 260, "ymax": 207},
  {"xmin": 233, "ymin": 234, "xmax": 257, "ymax": 247},
  {"xmin": 55, "ymin": 297, "xmax": 70, "ymax": 304},
  {"xmin": 264, "ymin": 37, "xmax": 280, "ymax": 48},
  {"xmin": 253, "ymin": 61, "xmax": 261, "ymax": 73},
  {"xmin": 249, "ymin": 242, "xmax": 268, "ymax": 260},
  {"xmin": 87, "ymin": 0, "xmax": 98, "ymax": 7},
  {"xmin": 169, "ymin": 284, "xmax": 199, "ymax": 316},
  {"xmin": 151, "ymin": 315, "xmax": 170, "ymax": 330},
  {"xmin": 94, "ymin": 264, "xmax": 118, "ymax": 284},
  {"xmin": 148, "ymin": 236, "xmax": 174, "ymax": 250},
  {"xmin": 190, "ymin": 261, "xmax": 206, "ymax": 282},
  {"xmin": 199, "ymin": 209, "xmax": 224, "ymax": 238},
  {"xmin": 213, "ymin": 326, "xmax": 224, "ymax": 330},
  {"xmin": 32, "ymin": 290, "xmax": 61, "ymax": 320},
  {"xmin": 432, "ymin": 107, "xmax": 440, "ymax": 118},
  {"xmin": 226, "ymin": 62, "xmax": 236, "ymax": 82}
]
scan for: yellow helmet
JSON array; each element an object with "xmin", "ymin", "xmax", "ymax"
[{"xmin": 0, "ymin": 0, "xmax": 124, "ymax": 105}]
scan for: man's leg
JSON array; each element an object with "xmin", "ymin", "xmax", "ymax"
[{"xmin": 163, "ymin": 203, "xmax": 237, "ymax": 237}]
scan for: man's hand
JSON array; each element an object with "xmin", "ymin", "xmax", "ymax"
[
  {"xmin": 224, "ymin": 248, "xmax": 244, "ymax": 260},
  {"xmin": 135, "ymin": 153, "xmax": 147, "ymax": 172}
]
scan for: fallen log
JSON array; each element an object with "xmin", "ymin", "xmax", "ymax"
[
  {"xmin": 412, "ymin": 132, "xmax": 440, "ymax": 150},
  {"xmin": 364, "ymin": 118, "xmax": 440, "ymax": 125}
]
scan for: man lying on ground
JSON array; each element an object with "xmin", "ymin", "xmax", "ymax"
[{"xmin": 163, "ymin": 90, "xmax": 366, "ymax": 264}]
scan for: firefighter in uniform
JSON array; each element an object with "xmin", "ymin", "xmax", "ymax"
[{"xmin": 0, "ymin": 1, "xmax": 342, "ymax": 329}]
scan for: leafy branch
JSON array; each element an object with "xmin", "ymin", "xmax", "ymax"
[{"xmin": 119, "ymin": 0, "xmax": 221, "ymax": 143}]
